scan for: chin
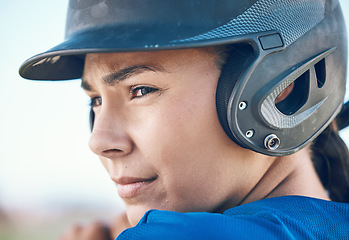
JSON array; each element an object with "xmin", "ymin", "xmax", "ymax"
[{"xmin": 126, "ymin": 205, "xmax": 152, "ymax": 226}]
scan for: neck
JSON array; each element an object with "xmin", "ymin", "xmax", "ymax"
[{"xmin": 239, "ymin": 147, "xmax": 330, "ymax": 206}]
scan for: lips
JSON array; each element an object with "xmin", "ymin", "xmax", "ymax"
[{"xmin": 113, "ymin": 176, "xmax": 158, "ymax": 199}]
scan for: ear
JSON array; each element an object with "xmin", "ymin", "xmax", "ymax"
[{"xmin": 275, "ymin": 82, "xmax": 294, "ymax": 104}]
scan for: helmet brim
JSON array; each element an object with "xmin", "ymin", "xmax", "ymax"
[{"xmin": 19, "ymin": 24, "xmax": 240, "ymax": 80}]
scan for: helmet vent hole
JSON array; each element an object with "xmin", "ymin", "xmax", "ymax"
[
  {"xmin": 315, "ymin": 58, "xmax": 326, "ymax": 89},
  {"xmin": 275, "ymin": 70, "xmax": 310, "ymax": 116}
]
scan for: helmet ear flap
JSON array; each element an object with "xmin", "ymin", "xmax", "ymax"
[
  {"xmin": 216, "ymin": 44, "xmax": 255, "ymax": 145},
  {"xmin": 89, "ymin": 109, "xmax": 95, "ymax": 132}
]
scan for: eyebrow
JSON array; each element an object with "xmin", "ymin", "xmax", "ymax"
[{"xmin": 81, "ymin": 65, "xmax": 165, "ymax": 91}]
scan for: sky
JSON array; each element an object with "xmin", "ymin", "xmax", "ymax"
[
  {"xmin": 1, "ymin": 0, "xmax": 349, "ymax": 214},
  {"xmin": 0, "ymin": 0, "xmax": 122, "ymax": 212}
]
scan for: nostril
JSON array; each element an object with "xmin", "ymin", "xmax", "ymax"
[
  {"xmin": 88, "ymin": 127, "xmax": 134, "ymax": 158},
  {"xmin": 103, "ymin": 149, "xmax": 122, "ymax": 154},
  {"xmin": 101, "ymin": 148, "xmax": 124, "ymax": 158}
]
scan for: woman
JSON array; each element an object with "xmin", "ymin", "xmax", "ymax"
[{"xmin": 19, "ymin": 0, "xmax": 349, "ymax": 239}]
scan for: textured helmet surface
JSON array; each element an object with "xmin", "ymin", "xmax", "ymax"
[{"xmin": 19, "ymin": 0, "xmax": 347, "ymax": 156}]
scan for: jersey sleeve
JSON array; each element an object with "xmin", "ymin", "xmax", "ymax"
[{"xmin": 115, "ymin": 209, "xmax": 293, "ymax": 240}]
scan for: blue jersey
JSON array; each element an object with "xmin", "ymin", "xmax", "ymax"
[{"xmin": 116, "ymin": 196, "xmax": 349, "ymax": 239}]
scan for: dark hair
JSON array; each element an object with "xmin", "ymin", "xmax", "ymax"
[
  {"xmin": 311, "ymin": 121, "xmax": 349, "ymax": 203},
  {"xmin": 213, "ymin": 45, "xmax": 349, "ymax": 203}
]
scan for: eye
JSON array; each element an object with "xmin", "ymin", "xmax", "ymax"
[
  {"xmin": 130, "ymin": 86, "xmax": 159, "ymax": 99},
  {"xmin": 89, "ymin": 96, "xmax": 102, "ymax": 108}
]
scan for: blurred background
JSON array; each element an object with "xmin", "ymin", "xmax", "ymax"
[
  {"xmin": 0, "ymin": 1, "xmax": 123, "ymax": 239},
  {"xmin": 1, "ymin": 1, "xmax": 349, "ymax": 240}
]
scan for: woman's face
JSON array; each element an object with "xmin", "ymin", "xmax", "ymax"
[{"xmin": 82, "ymin": 49, "xmax": 266, "ymax": 225}]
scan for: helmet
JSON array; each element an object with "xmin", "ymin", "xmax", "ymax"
[{"xmin": 19, "ymin": 0, "xmax": 347, "ymax": 156}]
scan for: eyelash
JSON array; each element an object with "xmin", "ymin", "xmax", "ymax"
[
  {"xmin": 130, "ymin": 86, "xmax": 159, "ymax": 99},
  {"xmin": 88, "ymin": 86, "xmax": 159, "ymax": 108},
  {"xmin": 89, "ymin": 97, "xmax": 102, "ymax": 108}
]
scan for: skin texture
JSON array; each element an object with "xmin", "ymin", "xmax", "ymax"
[{"xmin": 58, "ymin": 48, "xmax": 329, "ymax": 239}]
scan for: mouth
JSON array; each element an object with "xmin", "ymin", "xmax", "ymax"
[{"xmin": 113, "ymin": 176, "xmax": 158, "ymax": 199}]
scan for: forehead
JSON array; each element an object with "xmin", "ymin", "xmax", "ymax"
[{"xmin": 82, "ymin": 48, "xmax": 217, "ymax": 78}]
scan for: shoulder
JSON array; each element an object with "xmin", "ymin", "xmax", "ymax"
[
  {"xmin": 224, "ymin": 195, "xmax": 349, "ymax": 219},
  {"xmin": 224, "ymin": 196, "xmax": 349, "ymax": 237},
  {"xmin": 117, "ymin": 196, "xmax": 349, "ymax": 240}
]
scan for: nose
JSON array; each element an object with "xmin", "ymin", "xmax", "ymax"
[{"xmin": 88, "ymin": 108, "xmax": 133, "ymax": 159}]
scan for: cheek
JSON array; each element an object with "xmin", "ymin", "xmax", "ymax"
[
  {"xmin": 151, "ymin": 82, "xmax": 220, "ymax": 159},
  {"xmin": 134, "ymin": 80, "xmax": 233, "ymax": 210}
]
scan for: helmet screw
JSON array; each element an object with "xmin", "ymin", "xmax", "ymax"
[
  {"xmin": 264, "ymin": 134, "xmax": 280, "ymax": 150},
  {"xmin": 239, "ymin": 101, "xmax": 247, "ymax": 110},
  {"xmin": 246, "ymin": 130, "xmax": 254, "ymax": 138}
]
